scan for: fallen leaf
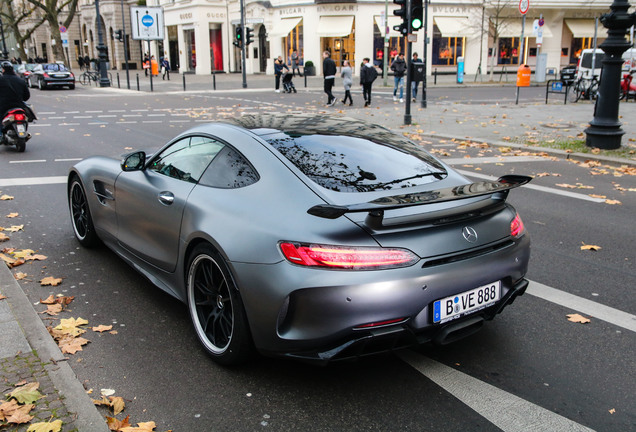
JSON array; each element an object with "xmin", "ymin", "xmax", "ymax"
[
  {"xmin": 121, "ymin": 421, "xmax": 156, "ymax": 432},
  {"xmin": 26, "ymin": 254, "xmax": 47, "ymax": 261},
  {"xmin": 92, "ymin": 324, "xmax": 114, "ymax": 333},
  {"xmin": 4, "ymin": 225, "xmax": 24, "ymax": 232},
  {"xmin": 26, "ymin": 419, "xmax": 63, "ymax": 432},
  {"xmin": 54, "ymin": 317, "xmax": 89, "ymax": 336},
  {"xmin": 110, "ymin": 396, "xmax": 125, "ymax": 416},
  {"xmin": 0, "ymin": 194, "xmax": 14, "ymax": 200},
  {"xmin": 58, "ymin": 336, "xmax": 90, "ymax": 354},
  {"xmin": 605, "ymin": 199, "xmax": 622, "ymax": 205},
  {"xmin": 43, "ymin": 304, "xmax": 63, "ymax": 316},
  {"xmin": 0, "ymin": 232, "xmax": 8, "ymax": 242},
  {"xmin": 7, "ymin": 382, "xmax": 43, "ymax": 404},
  {"xmin": 580, "ymin": 244, "xmax": 602, "ymax": 251},
  {"xmin": 40, "ymin": 295, "xmax": 57, "ymax": 304},
  {"xmin": 0, "ymin": 294, "xmax": 6, "ymax": 300},
  {"xmin": 12, "ymin": 249, "xmax": 34, "ymax": 259},
  {"xmin": 40, "ymin": 276, "xmax": 63, "ymax": 286},
  {"xmin": 567, "ymin": 313, "xmax": 591, "ymax": 324},
  {"xmin": 4, "ymin": 404, "xmax": 34, "ymax": 424},
  {"xmin": 6, "ymin": 213, "xmax": 18, "ymax": 218},
  {"xmin": 609, "ymin": 408, "xmax": 616, "ymax": 414},
  {"xmin": 14, "ymin": 272, "xmax": 27, "ymax": 280},
  {"xmin": 107, "ymin": 415, "xmax": 131, "ymax": 431}
]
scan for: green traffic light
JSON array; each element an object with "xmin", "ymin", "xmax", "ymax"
[{"xmin": 412, "ymin": 18, "xmax": 422, "ymax": 30}]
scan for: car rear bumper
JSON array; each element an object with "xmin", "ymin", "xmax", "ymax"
[
  {"xmin": 232, "ymin": 234, "xmax": 531, "ymax": 361},
  {"xmin": 44, "ymin": 79, "xmax": 74, "ymax": 86}
]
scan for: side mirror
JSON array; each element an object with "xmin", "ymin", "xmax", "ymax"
[{"xmin": 121, "ymin": 151, "xmax": 146, "ymax": 172}]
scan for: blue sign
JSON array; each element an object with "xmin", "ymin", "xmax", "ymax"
[
  {"xmin": 552, "ymin": 81, "xmax": 563, "ymax": 91},
  {"xmin": 141, "ymin": 14, "xmax": 154, "ymax": 27}
]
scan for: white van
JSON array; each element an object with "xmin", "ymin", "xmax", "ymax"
[{"xmin": 576, "ymin": 48, "xmax": 636, "ymax": 79}]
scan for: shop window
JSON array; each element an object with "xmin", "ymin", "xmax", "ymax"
[
  {"xmin": 570, "ymin": 38, "xmax": 598, "ymax": 64},
  {"xmin": 373, "ymin": 23, "xmax": 405, "ymax": 70},
  {"xmin": 497, "ymin": 37, "xmax": 520, "ymax": 65},
  {"xmin": 283, "ymin": 21, "xmax": 304, "ymax": 66},
  {"xmin": 432, "ymin": 25, "xmax": 464, "ymax": 66}
]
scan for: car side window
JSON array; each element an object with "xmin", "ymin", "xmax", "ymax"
[
  {"xmin": 148, "ymin": 136, "xmax": 225, "ymax": 183},
  {"xmin": 198, "ymin": 145, "xmax": 259, "ymax": 189}
]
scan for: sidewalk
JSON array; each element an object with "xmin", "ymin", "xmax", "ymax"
[{"xmin": 0, "ymin": 266, "xmax": 109, "ymax": 431}]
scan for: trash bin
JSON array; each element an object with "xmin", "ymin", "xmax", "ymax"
[
  {"xmin": 151, "ymin": 58, "xmax": 159, "ymax": 76},
  {"xmin": 517, "ymin": 64, "xmax": 531, "ymax": 87},
  {"xmin": 457, "ymin": 56, "xmax": 464, "ymax": 84}
]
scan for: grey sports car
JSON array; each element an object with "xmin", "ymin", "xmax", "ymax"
[{"xmin": 68, "ymin": 113, "xmax": 531, "ymax": 365}]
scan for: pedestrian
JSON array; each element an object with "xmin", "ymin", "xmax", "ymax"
[
  {"xmin": 291, "ymin": 50, "xmax": 302, "ymax": 77},
  {"xmin": 162, "ymin": 57, "xmax": 170, "ymax": 80},
  {"xmin": 323, "ymin": 50, "xmax": 337, "ymax": 106},
  {"xmin": 360, "ymin": 57, "xmax": 378, "ymax": 107},
  {"xmin": 78, "ymin": 56, "xmax": 84, "ymax": 71},
  {"xmin": 83, "ymin": 55, "xmax": 90, "ymax": 70},
  {"xmin": 341, "ymin": 60, "xmax": 353, "ymax": 106},
  {"xmin": 143, "ymin": 53, "xmax": 149, "ymax": 76},
  {"xmin": 411, "ymin": 52, "xmax": 423, "ymax": 101},
  {"xmin": 274, "ymin": 56, "xmax": 288, "ymax": 93},
  {"xmin": 390, "ymin": 52, "xmax": 406, "ymax": 102},
  {"xmin": 0, "ymin": 62, "xmax": 30, "ymax": 120}
]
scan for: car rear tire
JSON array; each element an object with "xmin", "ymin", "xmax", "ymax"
[
  {"xmin": 69, "ymin": 176, "xmax": 99, "ymax": 247},
  {"xmin": 69, "ymin": 84, "xmax": 75, "ymax": 90},
  {"xmin": 186, "ymin": 244, "xmax": 252, "ymax": 365}
]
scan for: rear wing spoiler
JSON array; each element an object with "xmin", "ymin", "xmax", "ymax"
[{"xmin": 308, "ymin": 175, "xmax": 532, "ymax": 219}]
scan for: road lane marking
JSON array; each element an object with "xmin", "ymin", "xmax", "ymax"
[
  {"xmin": 29, "ymin": 124, "xmax": 51, "ymax": 127},
  {"xmin": 455, "ymin": 169, "xmax": 605, "ymax": 203},
  {"xmin": 85, "ymin": 110, "xmax": 103, "ymax": 113},
  {"xmin": 9, "ymin": 160, "xmax": 46, "ymax": 164},
  {"xmin": 399, "ymin": 351, "xmax": 594, "ymax": 432},
  {"xmin": 97, "ymin": 115, "xmax": 116, "ymax": 118},
  {"xmin": 48, "ymin": 116, "xmax": 66, "ymax": 120},
  {"xmin": 0, "ymin": 176, "xmax": 66, "ymax": 187},
  {"xmin": 55, "ymin": 158, "xmax": 83, "ymax": 162},
  {"xmin": 63, "ymin": 111, "xmax": 79, "ymax": 114},
  {"xmin": 527, "ymin": 280, "xmax": 636, "ymax": 332}
]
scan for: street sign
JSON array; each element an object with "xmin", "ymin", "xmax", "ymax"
[
  {"xmin": 519, "ymin": 0, "xmax": 529, "ymax": 15},
  {"xmin": 130, "ymin": 7, "xmax": 165, "ymax": 40},
  {"xmin": 59, "ymin": 26, "xmax": 67, "ymax": 33}
]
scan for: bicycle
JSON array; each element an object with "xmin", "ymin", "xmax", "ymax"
[
  {"xmin": 568, "ymin": 75, "xmax": 600, "ymax": 103},
  {"xmin": 79, "ymin": 70, "xmax": 113, "ymax": 86}
]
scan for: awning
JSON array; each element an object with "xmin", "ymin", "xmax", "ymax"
[
  {"xmin": 317, "ymin": 16, "xmax": 354, "ymax": 37},
  {"xmin": 498, "ymin": 19, "xmax": 553, "ymax": 38},
  {"xmin": 565, "ymin": 19, "xmax": 607, "ymax": 38},
  {"xmin": 433, "ymin": 17, "xmax": 470, "ymax": 38},
  {"xmin": 374, "ymin": 16, "xmax": 402, "ymax": 38},
  {"xmin": 268, "ymin": 17, "xmax": 302, "ymax": 38}
]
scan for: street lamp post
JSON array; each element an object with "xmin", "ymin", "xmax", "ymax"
[
  {"xmin": 0, "ymin": 18, "xmax": 9, "ymax": 60},
  {"xmin": 95, "ymin": 0, "xmax": 111, "ymax": 87},
  {"xmin": 584, "ymin": 0, "xmax": 635, "ymax": 149}
]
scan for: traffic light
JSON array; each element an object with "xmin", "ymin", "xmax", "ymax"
[
  {"xmin": 245, "ymin": 27, "xmax": 254, "ymax": 46},
  {"xmin": 233, "ymin": 26, "xmax": 243, "ymax": 48},
  {"xmin": 392, "ymin": 0, "xmax": 408, "ymax": 35},
  {"xmin": 411, "ymin": 0, "xmax": 423, "ymax": 32},
  {"xmin": 114, "ymin": 29, "xmax": 123, "ymax": 42}
]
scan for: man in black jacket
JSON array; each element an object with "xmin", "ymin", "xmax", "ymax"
[
  {"xmin": 322, "ymin": 51, "xmax": 337, "ymax": 106},
  {"xmin": 360, "ymin": 58, "xmax": 378, "ymax": 107},
  {"xmin": 390, "ymin": 52, "xmax": 406, "ymax": 102},
  {"xmin": 0, "ymin": 61, "xmax": 30, "ymax": 119}
]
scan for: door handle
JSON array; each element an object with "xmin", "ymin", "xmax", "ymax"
[{"xmin": 158, "ymin": 191, "xmax": 174, "ymax": 205}]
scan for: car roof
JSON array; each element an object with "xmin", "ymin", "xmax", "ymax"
[{"xmin": 226, "ymin": 113, "xmax": 445, "ymax": 171}]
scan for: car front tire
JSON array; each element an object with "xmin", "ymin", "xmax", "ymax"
[
  {"xmin": 187, "ymin": 244, "xmax": 252, "ymax": 365},
  {"xmin": 38, "ymin": 79, "xmax": 46, "ymax": 90},
  {"xmin": 68, "ymin": 176, "xmax": 99, "ymax": 247}
]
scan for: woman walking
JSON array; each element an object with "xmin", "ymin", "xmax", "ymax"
[{"xmin": 341, "ymin": 60, "xmax": 353, "ymax": 106}]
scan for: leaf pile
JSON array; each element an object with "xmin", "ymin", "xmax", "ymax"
[
  {"xmin": 0, "ymin": 382, "xmax": 43, "ymax": 428},
  {"xmin": 93, "ymin": 392, "xmax": 161, "ymax": 431}
]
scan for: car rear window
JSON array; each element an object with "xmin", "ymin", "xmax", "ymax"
[
  {"xmin": 580, "ymin": 53, "xmax": 604, "ymax": 69},
  {"xmin": 264, "ymin": 133, "xmax": 445, "ymax": 193}
]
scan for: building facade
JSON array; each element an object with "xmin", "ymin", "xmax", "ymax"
[{"xmin": 16, "ymin": 0, "xmax": 625, "ymax": 78}]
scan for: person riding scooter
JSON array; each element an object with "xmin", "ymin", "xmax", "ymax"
[{"xmin": 0, "ymin": 61, "xmax": 31, "ymax": 119}]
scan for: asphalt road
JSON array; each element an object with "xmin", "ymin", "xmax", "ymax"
[{"xmin": 0, "ymin": 85, "xmax": 634, "ymax": 432}]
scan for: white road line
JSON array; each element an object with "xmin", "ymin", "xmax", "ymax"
[
  {"xmin": 97, "ymin": 115, "xmax": 116, "ymax": 118},
  {"xmin": 73, "ymin": 116, "xmax": 93, "ymax": 119},
  {"xmin": 116, "ymin": 121, "xmax": 138, "ymax": 124},
  {"xmin": 398, "ymin": 351, "xmax": 594, "ymax": 432},
  {"xmin": 39, "ymin": 111, "xmax": 55, "ymax": 115},
  {"xmin": 455, "ymin": 169, "xmax": 605, "ymax": 203},
  {"xmin": 0, "ymin": 176, "xmax": 66, "ymax": 187},
  {"xmin": 169, "ymin": 120, "xmax": 190, "ymax": 123},
  {"xmin": 131, "ymin": 109, "xmax": 149, "ymax": 112},
  {"xmin": 88, "ymin": 122, "xmax": 108, "ymax": 125},
  {"xmin": 48, "ymin": 116, "xmax": 66, "ymax": 120},
  {"xmin": 527, "ymin": 280, "xmax": 636, "ymax": 332},
  {"xmin": 85, "ymin": 110, "xmax": 103, "ymax": 113},
  {"xmin": 9, "ymin": 160, "xmax": 46, "ymax": 164},
  {"xmin": 147, "ymin": 114, "xmax": 166, "ymax": 117},
  {"xmin": 54, "ymin": 158, "xmax": 83, "ymax": 162},
  {"xmin": 63, "ymin": 111, "xmax": 79, "ymax": 114},
  {"xmin": 122, "ymin": 114, "xmax": 143, "ymax": 117},
  {"xmin": 142, "ymin": 121, "xmax": 163, "ymax": 124},
  {"xmin": 444, "ymin": 156, "xmax": 543, "ymax": 165},
  {"xmin": 59, "ymin": 123, "xmax": 81, "ymax": 126},
  {"xmin": 108, "ymin": 110, "xmax": 126, "ymax": 113}
]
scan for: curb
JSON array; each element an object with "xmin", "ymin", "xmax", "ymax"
[{"xmin": 0, "ymin": 264, "xmax": 110, "ymax": 432}]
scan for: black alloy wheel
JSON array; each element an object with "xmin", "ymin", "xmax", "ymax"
[
  {"xmin": 69, "ymin": 176, "xmax": 99, "ymax": 247},
  {"xmin": 187, "ymin": 244, "xmax": 252, "ymax": 365}
]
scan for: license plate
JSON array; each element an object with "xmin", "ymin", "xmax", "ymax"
[
  {"xmin": 16, "ymin": 124, "xmax": 26, "ymax": 133},
  {"xmin": 433, "ymin": 281, "xmax": 501, "ymax": 324}
]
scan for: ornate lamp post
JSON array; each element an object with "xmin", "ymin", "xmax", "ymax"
[
  {"xmin": 0, "ymin": 18, "xmax": 9, "ymax": 59},
  {"xmin": 95, "ymin": 0, "xmax": 111, "ymax": 87},
  {"xmin": 584, "ymin": 0, "xmax": 636, "ymax": 149}
]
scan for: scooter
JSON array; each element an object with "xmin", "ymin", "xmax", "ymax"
[
  {"xmin": 1, "ymin": 105, "xmax": 35, "ymax": 152},
  {"xmin": 619, "ymin": 70, "xmax": 636, "ymax": 101}
]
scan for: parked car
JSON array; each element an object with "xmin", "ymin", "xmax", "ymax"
[
  {"xmin": 16, "ymin": 63, "xmax": 37, "ymax": 83},
  {"xmin": 28, "ymin": 63, "xmax": 75, "ymax": 89},
  {"xmin": 560, "ymin": 64, "xmax": 577, "ymax": 85},
  {"xmin": 67, "ymin": 114, "xmax": 532, "ymax": 365}
]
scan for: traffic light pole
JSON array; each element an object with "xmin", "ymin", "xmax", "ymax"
[
  {"xmin": 240, "ymin": 0, "xmax": 247, "ymax": 88},
  {"xmin": 404, "ymin": 0, "xmax": 412, "ymax": 125},
  {"xmin": 120, "ymin": 0, "xmax": 130, "ymax": 89}
]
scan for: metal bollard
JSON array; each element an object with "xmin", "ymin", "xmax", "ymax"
[
  {"xmin": 434, "ymin": 68, "xmax": 437, "ymax": 85},
  {"xmin": 183, "ymin": 74, "xmax": 186, "ymax": 91},
  {"xmin": 117, "ymin": 73, "xmax": 120, "ymax": 89},
  {"xmin": 304, "ymin": 74, "xmax": 307, "ymax": 88},
  {"xmin": 136, "ymin": 74, "xmax": 140, "ymax": 91},
  {"xmin": 213, "ymin": 73, "xmax": 216, "ymax": 90}
]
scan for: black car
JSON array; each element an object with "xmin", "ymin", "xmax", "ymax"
[{"xmin": 29, "ymin": 63, "xmax": 75, "ymax": 90}]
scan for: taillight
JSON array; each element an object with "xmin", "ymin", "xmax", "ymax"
[
  {"xmin": 43, "ymin": 72, "xmax": 49, "ymax": 78},
  {"xmin": 510, "ymin": 214, "xmax": 525, "ymax": 238},
  {"xmin": 14, "ymin": 113, "xmax": 25, "ymax": 122},
  {"xmin": 279, "ymin": 242, "xmax": 419, "ymax": 270}
]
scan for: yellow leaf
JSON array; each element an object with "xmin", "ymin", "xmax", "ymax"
[
  {"xmin": 58, "ymin": 336, "xmax": 90, "ymax": 354},
  {"xmin": 580, "ymin": 244, "xmax": 602, "ymax": 251},
  {"xmin": 0, "ymin": 232, "xmax": 9, "ymax": 242},
  {"xmin": 12, "ymin": 249, "xmax": 34, "ymax": 259},
  {"xmin": 567, "ymin": 313, "xmax": 591, "ymax": 324},
  {"xmin": 5, "ymin": 225, "xmax": 24, "ymax": 232},
  {"xmin": 40, "ymin": 276, "xmax": 63, "ymax": 286},
  {"xmin": 6, "ymin": 213, "xmax": 18, "ymax": 218},
  {"xmin": 26, "ymin": 254, "xmax": 47, "ymax": 261},
  {"xmin": 92, "ymin": 324, "xmax": 114, "ymax": 333},
  {"xmin": 109, "ymin": 396, "xmax": 125, "ymax": 415},
  {"xmin": 121, "ymin": 421, "xmax": 157, "ymax": 432},
  {"xmin": 0, "ymin": 194, "xmax": 14, "ymax": 200},
  {"xmin": 27, "ymin": 419, "xmax": 63, "ymax": 432},
  {"xmin": 609, "ymin": 408, "xmax": 616, "ymax": 414},
  {"xmin": 54, "ymin": 317, "xmax": 89, "ymax": 336},
  {"xmin": 43, "ymin": 304, "xmax": 63, "ymax": 316},
  {"xmin": 14, "ymin": 271, "xmax": 27, "ymax": 280},
  {"xmin": 605, "ymin": 199, "xmax": 622, "ymax": 205},
  {"xmin": 40, "ymin": 295, "xmax": 56, "ymax": 304}
]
